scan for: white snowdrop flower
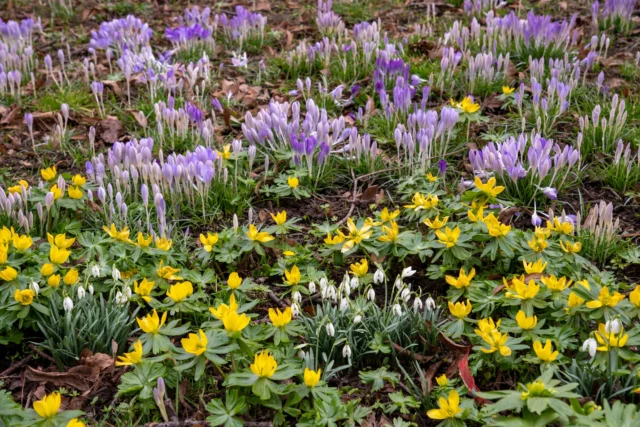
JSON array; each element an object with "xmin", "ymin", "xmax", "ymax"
[
  {"xmin": 77, "ymin": 286, "xmax": 86, "ymax": 299},
  {"xmin": 308, "ymin": 281, "xmax": 316, "ymax": 294},
  {"xmin": 29, "ymin": 282, "xmax": 40, "ymax": 295},
  {"xmin": 605, "ymin": 319, "xmax": 622, "ymax": 334},
  {"xmin": 350, "ymin": 277, "xmax": 359, "ymax": 289},
  {"xmin": 292, "ymin": 291, "xmax": 302, "ymax": 304},
  {"xmin": 394, "ymin": 277, "xmax": 404, "ymax": 289},
  {"xmin": 91, "ymin": 264, "xmax": 100, "ymax": 277},
  {"xmin": 327, "ymin": 285, "xmax": 337, "ymax": 302},
  {"xmin": 291, "ymin": 303, "xmax": 300, "ymax": 317},
  {"xmin": 425, "ymin": 297, "xmax": 436, "ymax": 310},
  {"xmin": 112, "ymin": 266, "xmax": 120, "ymax": 281},
  {"xmin": 413, "ymin": 298, "xmax": 423, "ymax": 312},
  {"xmin": 581, "ymin": 338, "xmax": 597, "ymax": 358},
  {"xmin": 88, "ymin": 284, "xmax": 94, "ymax": 295},
  {"xmin": 340, "ymin": 297, "xmax": 349, "ymax": 311},
  {"xmin": 124, "ymin": 286, "xmax": 132, "ymax": 299},
  {"xmin": 367, "ymin": 288, "xmax": 376, "ymax": 301},
  {"xmin": 373, "ymin": 269, "xmax": 385, "ymax": 284},
  {"xmin": 115, "ymin": 291, "xmax": 125, "ymax": 304},
  {"xmin": 298, "ymin": 350, "xmax": 306, "ymax": 359},
  {"xmin": 353, "ymin": 314, "xmax": 362, "ymax": 324},
  {"xmin": 63, "ymin": 296, "xmax": 74, "ymax": 312},
  {"xmin": 326, "ymin": 322, "xmax": 335, "ymax": 337},
  {"xmin": 319, "ymin": 277, "xmax": 328, "ymax": 290},
  {"xmin": 342, "ymin": 343, "xmax": 352, "ymax": 358},
  {"xmin": 392, "ymin": 303, "xmax": 403, "ymax": 317},
  {"xmin": 401, "ymin": 266, "xmax": 416, "ymax": 278},
  {"xmin": 321, "ymin": 286, "xmax": 329, "ymax": 300},
  {"xmin": 343, "ymin": 281, "xmax": 351, "ymax": 296},
  {"xmin": 400, "ymin": 288, "xmax": 411, "ymax": 302}
]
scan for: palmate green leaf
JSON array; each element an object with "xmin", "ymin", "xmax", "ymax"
[
  {"xmin": 205, "ymin": 390, "xmax": 248, "ymax": 427},
  {"xmin": 224, "ymin": 372, "xmax": 259, "ymax": 388},
  {"xmin": 117, "ymin": 361, "xmax": 166, "ymax": 400},
  {"xmin": 480, "ymin": 392, "xmax": 524, "ymax": 415},
  {"xmin": 359, "ymin": 367, "xmax": 399, "ymax": 392}
]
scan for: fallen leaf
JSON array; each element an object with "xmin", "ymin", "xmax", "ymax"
[
  {"xmin": 24, "ymin": 365, "xmax": 100, "ymax": 392},
  {"xmin": 97, "ymin": 117, "xmax": 123, "ymax": 144}
]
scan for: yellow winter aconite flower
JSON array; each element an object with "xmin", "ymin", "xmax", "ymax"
[
  {"xmin": 227, "ymin": 272, "xmax": 242, "ymax": 290},
  {"xmin": 220, "ymin": 144, "xmax": 231, "ymax": 159},
  {"xmin": 33, "ymin": 392, "xmax": 61, "ymax": 418},
  {"xmin": 68, "ymin": 186, "xmax": 83, "ymax": 199},
  {"xmin": 246, "ymin": 224, "xmax": 274, "ymax": 243},
  {"xmin": 527, "ymin": 235, "xmax": 548, "ymax": 253},
  {"xmin": 547, "ymin": 218, "xmax": 573, "ymax": 235},
  {"xmin": 157, "ymin": 261, "xmax": 183, "ymax": 280},
  {"xmin": 137, "ymin": 309, "xmax": 167, "ymax": 335},
  {"xmin": 134, "ymin": 278, "xmax": 155, "ymax": 302},
  {"xmin": 424, "ymin": 215, "xmax": 449, "ymax": 230},
  {"xmin": 630, "ymin": 286, "xmax": 640, "ymax": 308},
  {"xmin": 155, "ymin": 237, "xmax": 172, "ymax": 251},
  {"xmin": 474, "ymin": 318, "xmax": 500, "ymax": 338},
  {"xmin": 451, "ymin": 96, "xmax": 480, "ymax": 114},
  {"xmin": 378, "ymin": 221, "xmax": 399, "ymax": 243},
  {"xmin": 445, "ymin": 268, "xmax": 476, "ymax": 289},
  {"xmin": 271, "ymin": 210, "xmax": 287, "ymax": 225},
  {"xmin": 72, "ymin": 174, "xmax": 86, "ymax": 186},
  {"xmin": 288, "ymin": 176, "xmax": 299, "ymax": 188},
  {"xmin": 0, "ymin": 226, "xmax": 14, "ymax": 244},
  {"xmin": 506, "ymin": 279, "xmax": 540, "ymax": 300},
  {"xmin": 8, "ymin": 180, "xmax": 28, "ymax": 194},
  {"xmin": 448, "ymin": 299, "xmax": 472, "ymax": 319},
  {"xmin": 0, "ymin": 266, "xmax": 18, "ymax": 281},
  {"xmin": 560, "ymin": 240, "xmax": 582, "ymax": 253},
  {"xmin": 182, "ymin": 329, "xmax": 208, "ymax": 356},
  {"xmin": 67, "ymin": 418, "xmax": 86, "ymax": 427},
  {"xmin": 586, "ymin": 287, "xmax": 625, "ymax": 309},
  {"xmin": 222, "ymin": 310, "xmax": 250, "ymax": 334},
  {"xmin": 284, "ymin": 265, "xmax": 301, "ymax": 285},
  {"xmin": 595, "ymin": 323, "xmax": 628, "ymax": 352},
  {"xmin": 516, "ymin": 310, "xmax": 537, "ymax": 330},
  {"xmin": 541, "ymin": 275, "xmax": 572, "ymax": 292},
  {"xmin": 523, "ymin": 259, "xmax": 547, "ymax": 274},
  {"xmin": 468, "ymin": 207, "xmax": 485, "ymax": 223},
  {"xmin": 350, "ymin": 259, "xmax": 368, "ymax": 277},
  {"xmin": 533, "ymin": 339, "xmax": 559, "ymax": 362},
  {"xmin": 436, "ymin": 374, "xmax": 449, "ymax": 387},
  {"xmin": 484, "ymin": 214, "xmax": 511, "ymax": 237},
  {"xmin": 63, "ymin": 268, "xmax": 79, "ymax": 285},
  {"xmin": 269, "ymin": 307, "xmax": 292, "ymax": 327},
  {"xmin": 325, "ymin": 231, "xmax": 346, "ymax": 245},
  {"xmin": 435, "ymin": 226, "xmax": 460, "ymax": 248},
  {"xmin": 502, "ymin": 86, "xmax": 515, "ymax": 94},
  {"xmin": 404, "ymin": 192, "xmax": 438, "ymax": 211},
  {"xmin": 474, "ymin": 176, "xmax": 504, "ymax": 198},
  {"xmin": 304, "ymin": 368, "xmax": 322, "ymax": 388},
  {"xmin": 426, "ymin": 172, "xmax": 438, "ymax": 182},
  {"xmin": 251, "ymin": 351, "xmax": 277, "ymax": 378},
  {"xmin": 48, "ymin": 274, "xmax": 61, "ymax": 288},
  {"xmin": 41, "ymin": 166, "xmax": 57, "ymax": 181},
  {"xmin": 566, "ymin": 292, "xmax": 585, "ymax": 309},
  {"xmin": 49, "ymin": 245, "xmax": 71, "ymax": 265},
  {"xmin": 341, "ymin": 218, "xmax": 373, "ymax": 253},
  {"xmin": 427, "ymin": 390, "xmax": 463, "ymax": 420},
  {"xmin": 166, "ymin": 281, "xmax": 193, "ymax": 302},
  {"xmin": 209, "ymin": 294, "xmax": 239, "ymax": 319},
  {"xmin": 48, "ymin": 233, "xmax": 75, "ymax": 249},
  {"xmin": 50, "ymin": 184, "xmax": 63, "ymax": 200},
  {"xmin": 103, "ymin": 224, "xmax": 132, "ymax": 243},
  {"xmin": 283, "ymin": 250, "xmax": 295, "ymax": 257},
  {"xmin": 116, "ymin": 340, "xmax": 143, "ymax": 366},
  {"xmin": 521, "ymin": 380, "xmax": 548, "ymax": 400},
  {"xmin": 12, "ymin": 234, "xmax": 32, "ymax": 251},
  {"xmin": 199, "ymin": 232, "xmax": 219, "ymax": 252},
  {"xmin": 14, "ymin": 289, "xmax": 34, "ymax": 305},
  {"xmin": 479, "ymin": 330, "xmax": 512, "ymax": 356},
  {"xmin": 380, "ymin": 208, "xmax": 400, "ymax": 223},
  {"xmin": 136, "ymin": 232, "xmax": 153, "ymax": 247}
]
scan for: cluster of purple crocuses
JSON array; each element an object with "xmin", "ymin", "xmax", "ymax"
[
  {"xmin": 0, "ymin": 18, "xmax": 40, "ymax": 97},
  {"xmin": 316, "ymin": 0, "xmax": 345, "ymax": 36},
  {"xmin": 165, "ymin": 6, "xmax": 215, "ymax": 52},
  {"xmin": 217, "ymin": 6, "xmax": 267, "ymax": 48}
]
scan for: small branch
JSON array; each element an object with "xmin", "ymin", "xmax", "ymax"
[
  {"xmin": 267, "ymin": 291, "xmax": 288, "ymax": 309},
  {"xmin": 144, "ymin": 421, "xmax": 273, "ymax": 427},
  {"xmin": 0, "ymin": 354, "xmax": 33, "ymax": 377},
  {"xmin": 28, "ymin": 344, "xmax": 55, "ymax": 363}
]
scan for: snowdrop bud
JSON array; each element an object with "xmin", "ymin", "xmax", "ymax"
[
  {"xmin": 326, "ymin": 322, "xmax": 335, "ymax": 337},
  {"xmin": 308, "ymin": 281, "xmax": 316, "ymax": 294},
  {"xmin": 339, "ymin": 297, "xmax": 349, "ymax": 311},
  {"xmin": 581, "ymin": 338, "xmax": 597, "ymax": 358},
  {"xmin": 425, "ymin": 297, "xmax": 436, "ymax": 310},
  {"xmin": 63, "ymin": 296, "xmax": 74, "ymax": 312},
  {"xmin": 91, "ymin": 264, "xmax": 100, "ymax": 277},
  {"xmin": 124, "ymin": 286, "xmax": 132, "ymax": 299},
  {"xmin": 394, "ymin": 277, "xmax": 404, "ymax": 289},
  {"xmin": 342, "ymin": 343, "xmax": 352, "ymax": 358},
  {"xmin": 29, "ymin": 282, "xmax": 40, "ymax": 295},
  {"xmin": 233, "ymin": 214, "xmax": 239, "ymax": 232},
  {"xmin": 112, "ymin": 266, "xmax": 120, "ymax": 281},
  {"xmin": 401, "ymin": 267, "xmax": 416, "ymax": 278},
  {"xmin": 327, "ymin": 285, "xmax": 337, "ymax": 301},
  {"xmin": 353, "ymin": 314, "xmax": 362, "ymax": 324},
  {"xmin": 401, "ymin": 288, "xmax": 411, "ymax": 301},
  {"xmin": 77, "ymin": 286, "xmax": 86, "ymax": 299},
  {"xmin": 373, "ymin": 269, "xmax": 384, "ymax": 284},
  {"xmin": 115, "ymin": 291, "xmax": 124, "ymax": 304},
  {"xmin": 292, "ymin": 291, "xmax": 302, "ymax": 304},
  {"xmin": 413, "ymin": 298, "xmax": 423, "ymax": 312},
  {"xmin": 291, "ymin": 302, "xmax": 300, "ymax": 317},
  {"xmin": 298, "ymin": 350, "xmax": 306, "ymax": 359},
  {"xmin": 88, "ymin": 284, "xmax": 94, "ymax": 295},
  {"xmin": 319, "ymin": 277, "xmax": 327, "ymax": 290},
  {"xmin": 350, "ymin": 276, "xmax": 359, "ymax": 289},
  {"xmin": 367, "ymin": 288, "xmax": 376, "ymax": 301},
  {"xmin": 605, "ymin": 319, "xmax": 622, "ymax": 334},
  {"xmin": 392, "ymin": 303, "xmax": 402, "ymax": 316}
]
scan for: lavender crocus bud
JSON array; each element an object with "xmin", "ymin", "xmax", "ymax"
[
  {"xmin": 24, "ymin": 113, "xmax": 33, "ymax": 130},
  {"xmin": 542, "ymin": 187, "xmax": 557, "ymax": 200},
  {"xmin": 45, "ymin": 192, "xmax": 55, "ymax": 209},
  {"xmin": 61, "ymin": 103, "xmax": 69, "ymax": 121}
]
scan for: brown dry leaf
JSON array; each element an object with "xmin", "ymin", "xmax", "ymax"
[
  {"xmin": 24, "ymin": 365, "xmax": 100, "ymax": 392},
  {"xmin": 359, "ymin": 185, "xmax": 379, "ymax": 202},
  {"xmin": 258, "ymin": 209, "xmax": 270, "ymax": 222},
  {"xmin": 0, "ymin": 106, "xmax": 21, "ymax": 125},
  {"xmin": 82, "ymin": 353, "xmax": 115, "ymax": 371},
  {"xmin": 97, "ymin": 116, "xmax": 123, "ymax": 144},
  {"xmin": 102, "ymin": 80, "xmax": 122, "ymax": 97},
  {"xmin": 498, "ymin": 207, "xmax": 520, "ymax": 224},
  {"xmin": 558, "ymin": 1, "xmax": 567, "ymax": 9},
  {"xmin": 131, "ymin": 110, "xmax": 148, "ymax": 128}
]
